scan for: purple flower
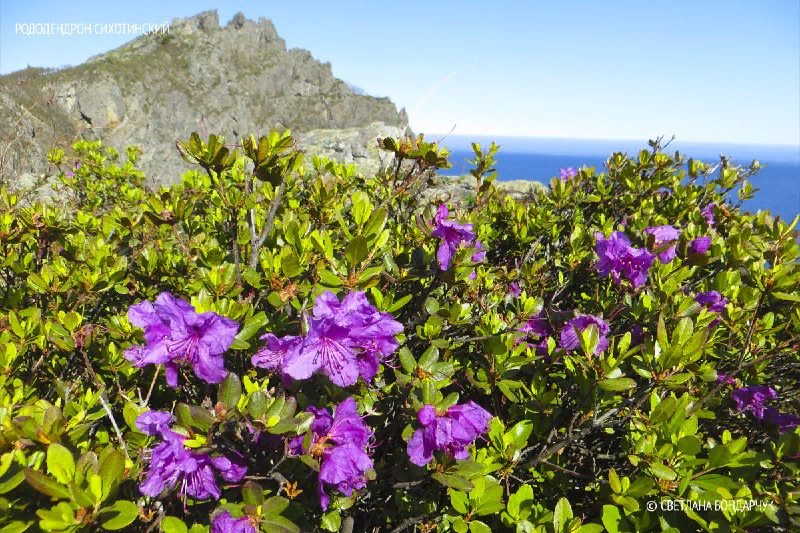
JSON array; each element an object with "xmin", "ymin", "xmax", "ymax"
[
  {"xmin": 644, "ymin": 225, "xmax": 680, "ymax": 264},
  {"xmin": 283, "ymin": 318, "xmax": 359, "ymax": 387},
  {"xmin": 696, "ymin": 291, "xmax": 727, "ymax": 313},
  {"xmin": 287, "ymin": 398, "xmax": 374, "ymax": 510},
  {"xmin": 560, "ymin": 167, "xmax": 578, "ymax": 180},
  {"xmin": 701, "ymin": 203, "xmax": 716, "ymax": 226},
  {"xmin": 716, "ymin": 373, "xmax": 736, "ymax": 386},
  {"xmin": 689, "ymin": 236, "xmax": 711, "ymax": 255},
  {"xmin": 318, "ymin": 444, "xmax": 373, "ymax": 510},
  {"xmin": 629, "ymin": 325, "xmax": 645, "ymax": 348},
  {"xmin": 560, "ymin": 315, "xmax": 611, "ymax": 355},
  {"xmin": 252, "ymin": 333, "xmax": 302, "ymax": 386},
  {"xmin": 282, "ymin": 291, "xmax": 403, "ymax": 386},
  {"xmin": 510, "ymin": 282, "xmax": 521, "ymax": 298},
  {"xmin": 764, "ymin": 407, "xmax": 800, "ymax": 433},
  {"xmin": 136, "ymin": 412, "xmax": 246, "ymax": 502},
  {"xmin": 730, "ymin": 386, "xmax": 778, "ymax": 419},
  {"xmin": 407, "ymin": 401, "xmax": 492, "ymax": 466},
  {"xmin": 431, "ymin": 204, "xmax": 478, "ymax": 271},
  {"xmin": 516, "ymin": 311, "xmax": 551, "ymax": 356},
  {"xmin": 594, "ymin": 232, "xmax": 656, "ymax": 288},
  {"xmin": 124, "ymin": 292, "xmax": 239, "ymax": 387},
  {"xmin": 211, "ymin": 511, "xmax": 257, "ymax": 533}
]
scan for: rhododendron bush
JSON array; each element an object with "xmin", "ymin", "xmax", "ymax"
[{"xmin": 0, "ymin": 129, "xmax": 799, "ymax": 533}]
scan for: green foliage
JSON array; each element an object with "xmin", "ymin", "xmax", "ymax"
[{"xmin": 0, "ymin": 125, "xmax": 798, "ymax": 533}]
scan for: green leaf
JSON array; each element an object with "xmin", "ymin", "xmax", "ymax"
[
  {"xmin": 46, "ymin": 444, "xmax": 75, "ymax": 485},
  {"xmin": 553, "ymin": 497, "xmax": 573, "ymax": 532},
  {"xmin": 648, "ymin": 461, "xmax": 677, "ymax": 480},
  {"xmin": 656, "ymin": 312, "xmax": 669, "ymax": 352},
  {"xmin": 432, "ymin": 473, "xmax": 474, "ymax": 491},
  {"xmin": 649, "ymin": 396, "xmax": 676, "ymax": 425},
  {"xmin": 363, "ymin": 208, "xmax": 387, "ymax": 237},
  {"xmin": 8, "ymin": 311, "xmax": 24, "ymax": 338},
  {"xmin": 344, "ymin": 236, "xmax": 369, "ymax": 267},
  {"xmin": 98, "ymin": 500, "xmax": 138, "ymax": 530},
  {"xmin": 773, "ymin": 291, "xmax": 800, "ymax": 302},
  {"xmin": 450, "ymin": 490, "xmax": 469, "ymax": 514},
  {"xmin": 0, "ymin": 520, "xmax": 35, "ymax": 533},
  {"xmin": 249, "ymin": 391, "xmax": 269, "ymax": 419},
  {"xmin": 469, "ymin": 521, "xmax": 492, "ymax": 533},
  {"xmin": 672, "ymin": 318, "xmax": 693, "ymax": 347},
  {"xmin": 608, "ymin": 469, "xmax": 621, "ymax": 494},
  {"xmin": 418, "ymin": 345, "xmax": 440, "ymax": 370},
  {"xmin": 317, "ymin": 269, "xmax": 342, "ymax": 287},
  {"xmin": 598, "ymin": 378, "xmax": 636, "ymax": 391},
  {"xmin": 387, "ymin": 294, "xmax": 412, "ymax": 313},
  {"xmin": 261, "ymin": 515, "xmax": 300, "ymax": 533},
  {"xmin": 321, "ymin": 510, "xmax": 341, "ymax": 532},
  {"xmin": 98, "ymin": 449, "xmax": 125, "ymax": 501},
  {"xmin": 218, "ymin": 373, "xmax": 242, "ymax": 411},
  {"xmin": 281, "ymin": 251, "xmax": 303, "ymax": 278},
  {"xmin": 421, "ymin": 379, "xmax": 437, "ymax": 405},
  {"xmin": 262, "ymin": 496, "xmax": 290, "ymax": 518},
  {"xmin": 161, "ymin": 517, "xmax": 188, "ymax": 533},
  {"xmin": 601, "ymin": 505, "xmax": 633, "ymax": 533},
  {"xmin": 677, "ymin": 435, "xmax": 702, "ymax": 456},
  {"xmin": 23, "ymin": 468, "xmax": 71, "ymax": 499},
  {"xmin": 242, "ymin": 481, "xmax": 264, "ymax": 506}
]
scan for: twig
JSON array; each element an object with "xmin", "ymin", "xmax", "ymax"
[
  {"xmin": 540, "ymin": 459, "xmax": 593, "ymax": 480},
  {"xmin": 81, "ymin": 349, "xmax": 131, "ymax": 462},
  {"xmin": 390, "ymin": 514, "xmax": 428, "ymax": 533},
  {"xmin": 143, "ymin": 366, "xmax": 160, "ymax": 407}
]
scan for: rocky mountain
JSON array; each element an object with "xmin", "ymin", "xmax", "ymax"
[{"xmin": 0, "ymin": 10, "xmax": 412, "ymax": 193}]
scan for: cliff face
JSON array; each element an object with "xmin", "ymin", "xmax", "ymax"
[{"xmin": 0, "ymin": 10, "xmax": 410, "ymax": 191}]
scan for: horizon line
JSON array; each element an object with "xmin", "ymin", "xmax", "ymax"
[{"xmin": 418, "ymin": 132, "xmax": 800, "ymax": 149}]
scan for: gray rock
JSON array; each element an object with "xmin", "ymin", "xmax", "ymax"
[{"xmin": 0, "ymin": 10, "xmax": 408, "ymax": 193}]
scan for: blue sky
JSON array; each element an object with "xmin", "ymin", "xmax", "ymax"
[{"xmin": 1, "ymin": 0, "xmax": 798, "ymax": 146}]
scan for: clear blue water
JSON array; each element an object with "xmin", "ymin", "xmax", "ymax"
[{"xmin": 432, "ymin": 135, "xmax": 800, "ymax": 224}]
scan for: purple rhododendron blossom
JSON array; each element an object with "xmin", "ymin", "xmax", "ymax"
[
  {"xmin": 407, "ymin": 401, "xmax": 492, "ymax": 466},
  {"xmin": 629, "ymin": 325, "xmax": 645, "ymax": 348},
  {"xmin": 136, "ymin": 411, "xmax": 246, "ymax": 502},
  {"xmin": 696, "ymin": 291, "xmax": 727, "ymax": 313},
  {"xmin": 286, "ymin": 398, "xmax": 374, "ymax": 510},
  {"xmin": 560, "ymin": 315, "xmax": 611, "ymax": 355},
  {"xmin": 124, "ymin": 292, "xmax": 239, "ymax": 387},
  {"xmin": 431, "ymin": 204, "xmax": 478, "ymax": 271},
  {"xmin": 251, "ymin": 333, "xmax": 302, "ymax": 386},
  {"xmin": 516, "ymin": 311, "xmax": 551, "ymax": 356},
  {"xmin": 283, "ymin": 318, "xmax": 359, "ymax": 387},
  {"xmin": 510, "ymin": 282, "xmax": 521, "ymax": 298},
  {"xmin": 701, "ymin": 203, "xmax": 716, "ymax": 226},
  {"xmin": 281, "ymin": 291, "xmax": 403, "ymax": 386},
  {"xmin": 730, "ymin": 386, "xmax": 778, "ymax": 420},
  {"xmin": 716, "ymin": 373, "xmax": 736, "ymax": 386},
  {"xmin": 594, "ymin": 232, "xmax": 656, "ymax": 288},
  {"xmin": 690, "ymin": 236, "xmax": 711, "ymax": 254},
  {"xmin": 764, "ymin": 407, "xmax": 800, "ymax": 433},
  {"xmin": 560, "ymin": 167, "xmax": 578, "ymax": 180},
  {"xmin": 644, "ymin": 225, "xmax": 680, "ymax": 264},
  {"xmin": 318, "ymin": 445, "xmax": 373, "ymax": 510},
  {"xmin": 211, "ymin": 511, "xmax": 258, "ymax": 533}
]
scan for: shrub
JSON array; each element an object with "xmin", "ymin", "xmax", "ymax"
[{"xmin": 0, "ymin": 128, "xmax": 798, "ymax": 533}]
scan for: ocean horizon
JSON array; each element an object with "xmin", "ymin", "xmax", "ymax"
[{"xmin": 428, "ymin": 135, "xmax": 800, "ymax": 224}]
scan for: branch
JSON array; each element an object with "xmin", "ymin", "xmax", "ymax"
[{"xmin": 248, "ymin": 159, "xmax": 293, "ymax": 269}]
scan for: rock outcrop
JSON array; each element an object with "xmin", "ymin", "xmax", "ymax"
[{"xmin": 0, "ymin": 10, "xmax": 409, "ymax": 192}]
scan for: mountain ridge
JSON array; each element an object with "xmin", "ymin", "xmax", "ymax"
[{"xmin": 0, "ymin": 10, "xmax": 411, "ymax": 192}]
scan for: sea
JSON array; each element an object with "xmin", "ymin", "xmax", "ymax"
[{"xmin": 431, "ymin": 135, "xmax": 800, "ymax": 225}]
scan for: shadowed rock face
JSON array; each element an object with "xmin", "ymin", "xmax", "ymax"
[{"xmin": 0, "ymin": 10, "xmax": 410, "ymax": 191}]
